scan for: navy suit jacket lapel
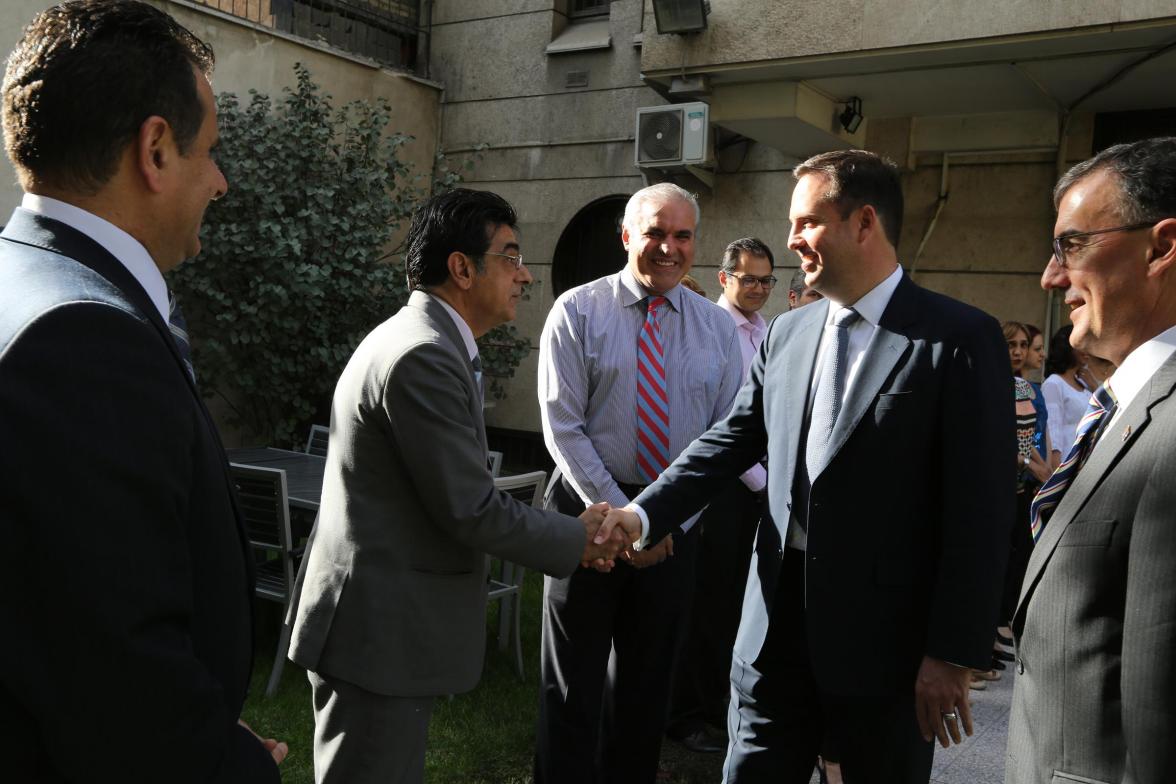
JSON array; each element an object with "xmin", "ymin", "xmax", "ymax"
[
  {"xmin": 815, "ymin": 274, "xmax": 914, "ymax": 479},
  {"xmin": 1, "ymin": 208, "xmax": 253, "ymax": 579},
  {"xmin": 1, "ymin": 208, "xmax": 188, "ymax": 376}
]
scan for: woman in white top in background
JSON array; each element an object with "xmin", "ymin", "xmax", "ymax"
[{"xmin": 1041, "ymin": 325, "xmax": 1099, "ymax": 457}]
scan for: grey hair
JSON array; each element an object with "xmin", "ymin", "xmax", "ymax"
[
  {"xmin": 1054, "ymin": 136, "xmax": 1176, "ymax": 224},
  {"xmin": 623, "ymin": 182, "xmax": 700, "ymax": 233}
]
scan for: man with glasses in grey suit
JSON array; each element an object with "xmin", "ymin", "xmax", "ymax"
[
  {"xmin": 1006, "ymin": 137, "xmax": 1176, "ymax": 784},
  {"xmin": 287, "ymin": 188, "xmax": 623, "ymax": 784}
]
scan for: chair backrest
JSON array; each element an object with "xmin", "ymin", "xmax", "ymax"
[
  {"xmin": 230, "ymin": 463, "xmax": 296, "ymax": 592},
  {"xmin": 305, "ymin": 424, "xmax": 329, "ymax": 457},
  {"xmin": 493, "ymin": 469, "xmax": 547, "ymax": 508},
  {"xmin": 487, "ymin": 450, "xmax": 504, "ymax": 478}
]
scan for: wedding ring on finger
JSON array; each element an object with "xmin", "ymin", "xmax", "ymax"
[{"xmin": 941, "ymin": 712, "xmax": 958, "ymax": 721}]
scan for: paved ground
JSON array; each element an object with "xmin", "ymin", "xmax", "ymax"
[
  {"xmin": 662, "ymin": 667, "xmax": 1014, "ymax": 783},
  {"xmin": 928, "ymin": 668, "xmax": 1013, "ymax": 784}
]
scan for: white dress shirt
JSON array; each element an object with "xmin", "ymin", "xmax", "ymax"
[
  {"xmin": 784, "ymin": 265, "xmax": 904, "ymax": 549},
  {"xmin": 1041, "ymin": 373, "xmax": 1090, "ymax": 457},
  {"xmin": 716, "ymin": 293, "xmax": 768, "ymax": 493},
  {"xmin": 22, "ymin": 193, "xmax": 168, "ymax": 321},
  {"xmin": 1100, "ymin": 323, "xmax": 1176, "ymax": 441},
  {"xmin": 430, "ymin": 293, "xmax": 479, "ymax": 363}
]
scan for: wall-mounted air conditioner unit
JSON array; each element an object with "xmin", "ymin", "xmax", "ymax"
[{"xmin": 635, "ymin": 102, "xmax": 710, "ymax": 168}]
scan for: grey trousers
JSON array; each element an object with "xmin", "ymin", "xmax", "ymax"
[{"xmin": 309, "ymin": 670, "xmax": 435, "ymax": 784}]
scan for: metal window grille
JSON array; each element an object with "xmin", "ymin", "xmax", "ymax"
[
  {"xmin": 193, "ymin": 0, "xmax": 422, "ymax": 74},
  {"xmin": 571, "ymin": 0, "xmax": 610, "ymax": 18}
]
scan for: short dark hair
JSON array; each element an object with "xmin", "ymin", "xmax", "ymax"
[
  {"xmin": 1054, "ymin": 136, "xmax": 1176, "ymax": 224},
  {"xmin": 794, "ymin": 149, "xmax": 904, "ymax": 248},
  {"xmin": 788, "ymin": 268, "xmax": 807, "ymax": 297},
  {"xmin": 404, "ymin": 188, "xmax": 518, "ymax": 290},
  {"xmin": 1045, "ymin": 325, "xmax": 1077, "ymax": 377},
  {"xmin": 2, "ymin": 0, "xmax": 213, "ymax": 194},
  {"xmin": 720, "ymin": 237, "xmax": 774, "ymax": 273}
]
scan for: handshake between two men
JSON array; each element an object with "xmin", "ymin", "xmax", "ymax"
[{"xmin": 576, "ymin": 504, "xmax": 648, "ymax": 571}]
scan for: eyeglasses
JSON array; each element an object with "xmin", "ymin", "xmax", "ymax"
[
  {"xmin": 727, "ymin": 272, "xmax": 778, "ymax": 289},
  {"xmin": 1051, "ymin": 222, "xmax": 1154, "ymax": 268},
  {"xmin": 484, "ymin": 251, "xmax": 525, "ymax": 270}
]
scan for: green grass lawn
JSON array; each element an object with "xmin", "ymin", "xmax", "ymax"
[{"xmin": 243, "ymin": 570, "xmax": 723, "ymax": 783}]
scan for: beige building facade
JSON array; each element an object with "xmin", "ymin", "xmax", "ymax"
[
  {"xmin": 3, "ymin": 0, "xmax": 1173, "ymax": 448},
  {"xmin": 430, "ymin": 0, "xmax": 1176, "ymax": 443}
]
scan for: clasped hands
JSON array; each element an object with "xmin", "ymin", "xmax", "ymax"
[{"xmin": 577, "ymin": 504, "xmax": 649, "ymax": 572}]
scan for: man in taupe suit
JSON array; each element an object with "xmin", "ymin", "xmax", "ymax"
[
  {"xmin": 1007, "ymin": 137, "xmax": 1176, "ymax": 783},
  {"xmin": 287, "ymin": 188, "xmax": 621, "ymax": 784}
]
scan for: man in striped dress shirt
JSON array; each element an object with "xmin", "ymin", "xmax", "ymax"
[{"xmin": 535, "ymin": 183, "xmax": 744, "ymax": 784}]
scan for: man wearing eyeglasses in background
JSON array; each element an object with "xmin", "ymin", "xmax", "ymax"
[
  {"xmin": 667, "ymin": 237, "xmax": 779, "ymax": 753},
  {"xmin": 535, "ymin": 182, "xmax": 744, "ymax": 784},
  {"xmin": 1007, "ymin": 136, "xmax": 1176, "ymax": 784}
]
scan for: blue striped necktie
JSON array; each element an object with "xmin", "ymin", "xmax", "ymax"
[
  {"xmin": 636, "ymin": 295, "xmax": 670, "ymax": 483},
  {"xmin": 168, "ymin": 291, "xmax": 196, "ymax": 383},
  {"xmin": 1029, "ymin": 382, "xmax": 1117, "ymax": 542}
]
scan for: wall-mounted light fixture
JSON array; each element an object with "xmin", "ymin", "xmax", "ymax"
[
  {"xmin": 839, "ymin": 97, "xmax": 864, "ymax": 134},
  {"xmin": 652, "ymin": 0, "xmax": 710, "ymax": 34}
]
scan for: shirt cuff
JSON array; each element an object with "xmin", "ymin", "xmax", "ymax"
[{"xmin": 625, "ymin": 502, "xmax": 650, "ymax": 550}]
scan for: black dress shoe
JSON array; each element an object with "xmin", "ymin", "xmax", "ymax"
[{"xmin": 676, "ymin": 729, "xmax": 725, "ymax": 754}]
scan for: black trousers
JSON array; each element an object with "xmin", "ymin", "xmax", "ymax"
[
  {"xmin": 1001, "ymin": 487, "xmax": 1035, "ymax": 624},
  {"xmin": 534, "ymin": 477, "xmax": 699, "ymax": 784},
  {"xmin": 724, "ymin": 548, "xmax": 933, "ymax": 784},
  {"xmin": 668, "ymin": 478, "xmax": 761, "ymax": 736}
]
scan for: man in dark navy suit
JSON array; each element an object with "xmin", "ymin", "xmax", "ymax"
[
  {"xmin": 0, "ymin": 2, "xmax": 284, "ymax": 781},
  {"xmin": 599, "ymin": 150, "xmax": 1013, "ymax": 783}
]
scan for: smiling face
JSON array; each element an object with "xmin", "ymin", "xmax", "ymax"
[
  {"xmin": 1042, "ymin": 169, "xmax": 1158, "ymax": 365},
  {"xmin": 623, "ymin": 196, "xmax": 696, "ymax": 295},
  {"xmin": 719, "ymin": 251, "xmax": 773, "ymax": 316},
  {"xmin": 787, "ymin": 172, "xmax": 861, "ymax": 302}
]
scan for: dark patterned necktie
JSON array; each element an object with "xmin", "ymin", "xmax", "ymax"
[
  {"xmin": 805, "ymin": 307, "xmax": 860, "ymax": 479},
  {"xmin": 1029, "ymin": 382, "xmax": 1117, "ymax": 542},
  {"xmin": 168, "ymin": 291, "xmax": 195, "ymax": 383}
]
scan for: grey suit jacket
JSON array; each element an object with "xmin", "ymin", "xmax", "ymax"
[
  {"xmin": 1007, "ymin": 354, "xmax": 1176, "ymax": 784},
  {"xmin": 288, "ymin": 291, "xmax": 584, "ymax": 696}
]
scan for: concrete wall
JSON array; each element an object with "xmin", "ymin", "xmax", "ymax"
[
  {"xmin": 640, "ymin": 0, "xmax": 1176, "ymax": 71},
  {"xmin": 431, "ymin": 0, "xmax": 799, "ymax": 433},
  {"xmin": 0, "ymin": 0, "xmax": 441, "ymax": 219}
]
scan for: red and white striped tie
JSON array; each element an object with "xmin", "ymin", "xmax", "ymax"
[{"xmin": 636, "ymin": 296, "xmax": 670, "ymax": 483}]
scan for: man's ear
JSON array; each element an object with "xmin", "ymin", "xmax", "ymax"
[
  {"xmin": 621, "ymin": 224, "xmax": 632, "ymax": 251},
  {"xmin": 856, "ymin": 204, "xmax": 878, "ymax": 243},
  {"xmin": 135, "ymin": 115, "xmax": 172, "ymax": 194},
  {"xmin": 717, "ymin": 269, "xmax": 728, "ymax": 287},
  {"xmin": 446, "ymin": 251, "xmax": 476, "ymax": 290},
  {"xmin": 1147, "ymin": 218, "xmax": 1176, "ymax": 279}
]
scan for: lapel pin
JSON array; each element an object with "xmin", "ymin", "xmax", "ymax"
[{"xmin": 1122, "ymin": 425, "xmax": 1131, "ymax": 441}]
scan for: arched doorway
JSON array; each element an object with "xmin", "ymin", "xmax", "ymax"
[{"xmin": 551, "ymin": 195, "xmax": 629, "ymax": 298}]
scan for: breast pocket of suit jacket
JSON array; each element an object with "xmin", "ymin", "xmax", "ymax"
[{"xmin": 1056, "ymin": 519, "xmax": 1116, "ymax": 548}]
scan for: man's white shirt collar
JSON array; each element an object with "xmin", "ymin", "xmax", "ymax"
[
  {"xmin": 1105, "ymin": 323, "xmax": 1176, "ymax": 417},
  {"xmin": 824, "ymin": 264, "xmax": 903, "ymax": 326},
  {"xmin": 429, "ymin": 293, "xmax": 479, "ymax": 362},
  {"xmin": 22, "ymin": 193, "xmax": 169, "ymax": 322}
]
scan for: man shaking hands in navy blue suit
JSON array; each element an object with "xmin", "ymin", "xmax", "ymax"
[{"xmin": 599, "ymin": 150, "xmax": 1013, "ymax": 783}]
